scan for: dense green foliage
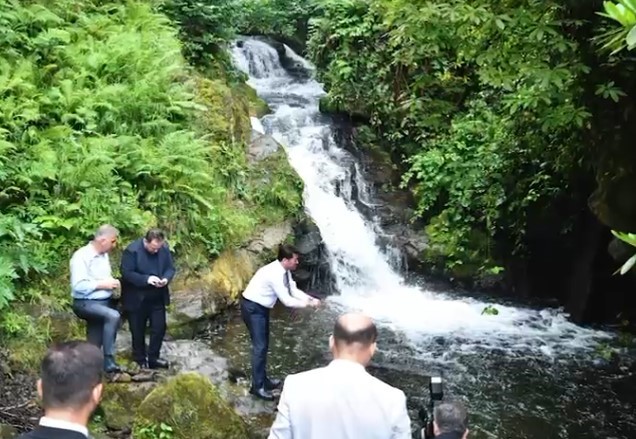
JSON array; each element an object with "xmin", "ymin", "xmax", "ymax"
[
  {"xmin": 597, "ymin": 0, "xmax": 636, "ymax": 53},
  {"xmin": 308, "ymin": 0, "xmax": 636, "ymax": 276},
  {"xmin": 234, "ymin": 0, "xmax": 315, "ymax": 50},
  {"xmin": 0, "ymin": 0, "xmax": 303, "ymax": 347}
]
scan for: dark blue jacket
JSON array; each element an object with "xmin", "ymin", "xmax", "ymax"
[
  {"xmin": 120, "ymin": 238, "xmax": 175, "ymax": 311},
  {"xmin": 16, "ymin": 426, "xmax": 86, "ymax": 439}
]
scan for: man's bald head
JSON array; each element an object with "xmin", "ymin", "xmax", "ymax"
[{"xmin": 333, "ymin": 313, "xmax": 378, "ymax": 348}]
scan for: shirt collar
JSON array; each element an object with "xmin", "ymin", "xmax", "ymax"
[
  {"xmin": 84, "ymin": 242, "xmax": 102, "ymax": 258},
  {"xmin": 272, "ymin": 260, "xmax": 287, "ymax": 274},
  {"xmin": 39, "ymin": 417, "xmax": 89, "ymax": 437},
  {"xmin": 328, "ymin": 358, "xmax": 366, "ymax": 370}
]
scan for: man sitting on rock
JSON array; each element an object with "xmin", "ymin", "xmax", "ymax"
[
  {"xmin": 268, "ymin": 313, "xmax": 411, "ymax": 439},
  {"xmin": 70, "ymin": 224, "xmax": 122, "ymax": 373},
  {"xmin": 16, "ymin": 341, "xmax": 104, "ymax": 439}
]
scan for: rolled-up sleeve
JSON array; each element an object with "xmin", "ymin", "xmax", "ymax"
[
  {"xmin": 70, "ymin": 252, "xmax": 98, "ymax": 297},
  {"xmin": 290, "ymin": 277, "xmax": 313, "ymax": 302},
  {"xmin": 271, "ymin": 277, "xmax": 307, "ymax": 308}
]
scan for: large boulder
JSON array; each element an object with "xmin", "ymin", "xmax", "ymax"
[
  {"xmin": 168, "ymin": 249, "xmax": 256, "ymax": 326},
  {"xmin": 100, "ymin": 382, "xmax": 156, "ymax": 431},
  {"xmin": 246, "ymin": 221, "xmax": 293, "ymax": 260},
  {"xmin": 133, "ymin": 372, "xmax": 250, "ymax": 439}
]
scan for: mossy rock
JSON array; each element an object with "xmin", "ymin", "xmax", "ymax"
[
  {"xmin": 0, "ymin": 424, "xmax": 17, "ymax": 439},
  {"xmin": 194, "ymin": 76, "xmax": 252, "ymax": 145},
  {"xmin": 133, "ymin": 372, "xmax": 250, "ymax": 439},
  {"xmin": 208, "ymin": 249, "xmax": 256, "ymax": 302},
  {"xmin": 318, "ymin": 94, "xmax": 369, "ymax": 121},
  {"xmin": 168, "ymin": 249, "xmax": 257, "ymax": 326},
  {"xmin": 239, "ymin": 83, "xmax": 270, "ymax": 118},
  {"xmin": 100, "ymin": 382, "xmax": 156, "ymax": 430}
]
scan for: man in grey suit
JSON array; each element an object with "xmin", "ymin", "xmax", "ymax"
[{"xmin": 268, "ymin": 313, "xmax": 412, "ymax": 439}]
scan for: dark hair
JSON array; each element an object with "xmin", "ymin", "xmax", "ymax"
[
  {"xmin": 434, "ymin": 401, "xmax": 468, "ymax": 435},
  {"xmin": 333, "ymin": 319, "xmax": 378, "ymax": 347},
  {"xmin": 277, "ymin": 243, "xmax": 298, "ymax": 261},
  {"xmin": 40, "ymin": 341, "xmax": 104, "ymax": 410},
  {"xmin": 145, "ymin": 228, "xmax": 165, "ymax": 242}
]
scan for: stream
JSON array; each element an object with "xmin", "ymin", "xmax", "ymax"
[{"xmin": 218, "ymin": 37, "xmax": 636, "ymax": 439}]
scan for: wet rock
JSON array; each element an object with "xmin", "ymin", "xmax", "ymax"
[
  {"xmin": 292, "ymin": 216, "xmax": 332, "ymax": 293},
  {"xmin": 246, "ymin": 221, "xmax": 293, "ymax": 258},
  {"xmin": 248, "ymin": 134, "xmax": 281, "ymax": 163},
  {"xmin": 110, "ymin": 373, "xmax": 132, "ymax": 383},
  {"xmin": 131, "ymin": 371, "xmax": 156, "ymax": 383},
  {"xmin": 134, "ymin": 372, "xmax": 250, "ymax": 439},
  {"xmin": 334, "ymin": 124, "xmax": 429, "ymax": 273},
  {"xmin": 161, "ymin": 340, "xmax": 229, "ymax": 384}
]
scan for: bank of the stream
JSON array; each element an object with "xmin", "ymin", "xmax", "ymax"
[{"xmin": 199, "ymin": 285, "xmax": 636, "ymax": 439}]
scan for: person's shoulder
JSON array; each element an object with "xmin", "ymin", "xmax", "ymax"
[
  {"xmin": 256, "ymin": 260, "xmax": 279, "ymax": 274},
  {"xmin": 70, "ymin": 243, "xmax": 90, "ymax": 260},
  {"xmin": 284, "ymin": 366, "xmax": 329, "ymax": 387},
  {"xmin": 124, "ymin": 238, "xmax": 143, "ymax": 252},
  {"xmin": 366, "ymin": 372, "xmax": 406, "ymax": 400},
  {"xmin": 14, "ymin": 431, "xmax": 38, "ymax": 439}
]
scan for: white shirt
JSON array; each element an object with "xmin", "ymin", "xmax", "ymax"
[
  {"xmin": 70, "ymin": 243, "xmax": 113, "ymax": 300},
  {"xmin": 269, "ymin": 359, "xmax": 412, "ymax": 439},
  {"xmin": 40, "ymin": 417, "xmax": 89, "ymax": 437},
  {"xmin": 242, "ymin": 260, "xmax": 312, "ymax": 308}
]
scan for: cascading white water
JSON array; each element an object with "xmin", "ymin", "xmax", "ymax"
[{"xmin": 231, "ymin": 38, "xmax": 612, "ymax": 359}]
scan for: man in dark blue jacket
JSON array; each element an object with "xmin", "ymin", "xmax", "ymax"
[{"xmin": 120, "ymin": 228, "xmax": 175, "ymax": 369}]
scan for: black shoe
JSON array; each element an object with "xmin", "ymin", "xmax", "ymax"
[
  {"xmin": 249, "ymin": 387, "xmax": 274, "ymax": 401},
  {"xmin": 148, "ymin": 358, "xmax": 169, "ymax": 369},
  {"xmin": 135, "ymin": 360, "xmax": 148, "ymax": 369},
  {"xmin": 104, "ymin": 356, "xmax": 121, "ymax": 373},
  {"xmin": 265, "ymin": 378, "xmax": 282, "ymax": 390}
]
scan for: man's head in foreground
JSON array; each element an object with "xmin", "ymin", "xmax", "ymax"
[
  {"xmin": 433, "ymin": 401, "xmax": 469, "ymax": 439},
  {"xmin": 329, "ymin": 313, "xmax": 378, "ymax": 366},
  {"xmin": 38, "ymin": 341, "xmax": 104, "ymax": 424}
]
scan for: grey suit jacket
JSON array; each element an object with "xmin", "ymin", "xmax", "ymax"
[{"xmin": 269, "ymin": 359, "xmax": 412, "ymax": 439}]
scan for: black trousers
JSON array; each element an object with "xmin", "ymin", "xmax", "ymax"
[
  {"xmin": 127, "ymin": 294, "xmax": 166, "ymax": 364},
  {"xmin": 240, "ymin": 297, "xmax": 270, "ymax": 390}
]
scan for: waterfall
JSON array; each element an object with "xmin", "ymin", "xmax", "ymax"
[{"xmin": 231, "ymin": 38, "xmax": 612, "ymax": 360}]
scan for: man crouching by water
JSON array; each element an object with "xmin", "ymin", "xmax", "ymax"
[
  {"xmin": 241, "ymin": 244, "xmax": 321, "ymax": 401},
  {"xmin": 268, "ymin": 313, "xmax": 411, "ymax": 439},
  {"xmin": 70, "ymin": 224, "xmax": 121, "ymax": 373}
]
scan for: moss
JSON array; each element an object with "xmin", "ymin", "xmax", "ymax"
[
  {"xmin": 319, "ymin": 94, "xmax": 369, "ymax": 121},
  {"xmin": 208, "ymin": 250, "xmax": 256, "ymax": 302},
  {"xmin": 239, "ymin": 83, "xmax": 270, "ymax": 118},
  {"xmin": 134, "ymin": 372, "xmax": 250, "ymax": 439},
  {"xmin": 194, "ymin": 76, "xmax": 252, "ymax": 146},
  {"xmin": 101, "ymin": 382, "xmax": 156, "ymax": 431},
  {"xmin": 248, "ymin": 148, "xmax": 304, "ymax": 226},
  {"xmin": 0, "ymin": 424, "xmax": 18, "ymax": 439}
]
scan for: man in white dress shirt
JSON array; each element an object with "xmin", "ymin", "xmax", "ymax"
[
  {"xmin": 241, "ymin": 244, "xmax": 321, "ymax": 401},
  {"xmin": 268, "ymin": 313, "xmax": 412, "ymax": 439}
]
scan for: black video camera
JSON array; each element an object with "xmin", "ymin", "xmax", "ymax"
[{"xmin": 418, "ymin": 374, "xmax": 444, "ymax": 439}]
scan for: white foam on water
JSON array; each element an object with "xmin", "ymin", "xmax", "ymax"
[{"xmin": 230, "ymin": 39, "xmax": 614, "ymax": 360}]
